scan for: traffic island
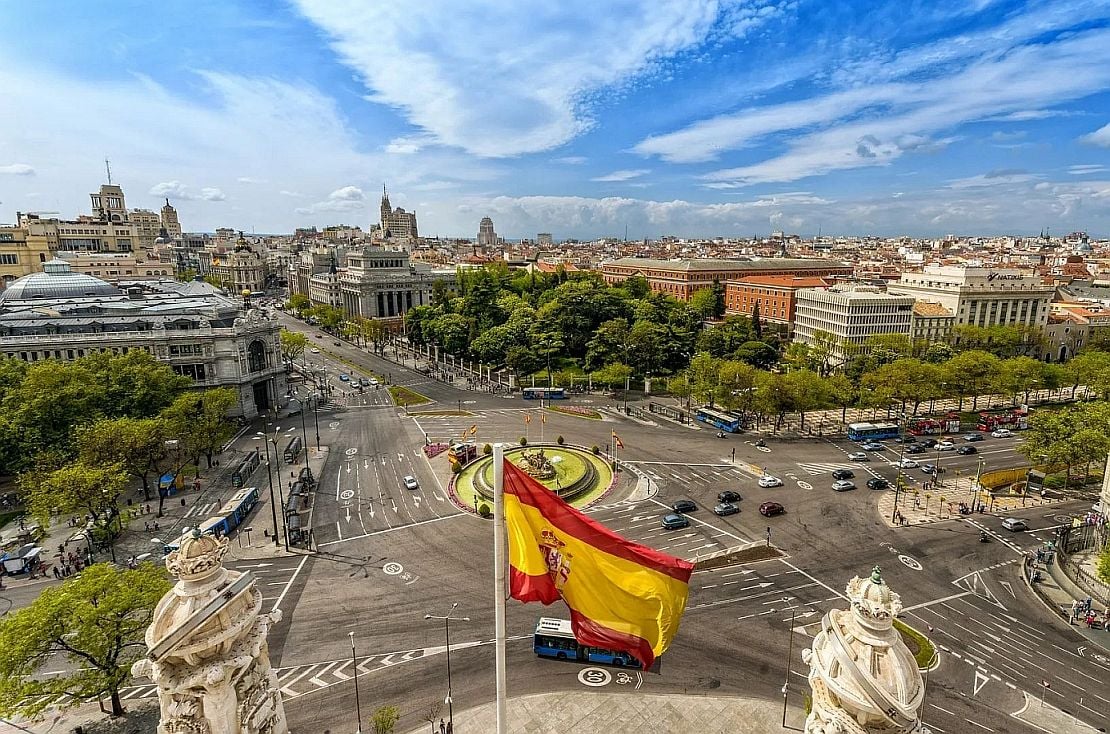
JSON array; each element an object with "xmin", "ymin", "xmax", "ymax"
[
  {"xmin": 893, "ymin": 618, "xmax": 939, "ymax": 671},
  {"xmin": 388, "ymin": 385, "xmax": 432, "ymax": 407}
]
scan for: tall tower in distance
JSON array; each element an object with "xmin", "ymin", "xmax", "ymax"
[
  {"xmin": 90, "ymin": 184, "xmax": 128, "ymax": 223},
  {"xmin": 378, "ymin": 184, "xmax": 418, "ymax": 241},
  {"xmin": 477, "ymin": 216, "xmax": 497, "ymax": 248},
  {"xmin": 161, "ymin": 199, "xmax": 182, "ymax": 237}
]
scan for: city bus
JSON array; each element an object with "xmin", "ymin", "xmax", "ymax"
[
  {"xmin": 532, "ymin": 617, "xmax": 640, "ymax": 667},
  {"xmin": 846, "ymin": 422, "xmax": 900, "ymax": 442},
  {"xmin": 522, "ymin": 387, "xmax": 567, "ymax": 400},
  {"xmin": 695, "ymin": 407, "xmax": 741, "ymax": 433},
  {"xmin": 232, "ymin": 450, "xmax": 261, "ymax": 488}
]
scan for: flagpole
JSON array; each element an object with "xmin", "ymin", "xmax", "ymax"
[{"xmin": 493, "ymin": 444, "xmax": 508, "ymax": 733}]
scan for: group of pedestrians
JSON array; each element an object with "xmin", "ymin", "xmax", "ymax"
[
  {"xmin": 1070, "ymin": 597, "xmax": 1109, "ymax": 630},
  {"xmin": 50, "ymin": 551, "xmax": 87, "ymax": 579}
]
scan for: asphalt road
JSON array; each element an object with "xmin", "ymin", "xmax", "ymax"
[{"xmin": 269, "ymin": 317, "xmax": 1109, "ymax": 734}]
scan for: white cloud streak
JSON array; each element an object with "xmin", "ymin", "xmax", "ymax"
[
  {"xmin": 591, "ymin": 169, "xmax": 650, "ymax": 182},
  {"xmin": 0, "ymin": 164, "xmax": 35, "ymax": 176},
  {"xmin": 1081, "ymin": 122, "xmax": 1110, "ymax": 148}
]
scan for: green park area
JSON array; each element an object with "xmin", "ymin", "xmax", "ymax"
[
  {"xmin": 894, "ymin": 618, "xmax": 938, "ymax": 670},
  {"xmin": 388, "ymin": 385, "xmax": 432, "ymax": 407},
  {"xmin": 453, "ymin": 445, "xmax": 615, "ymax": 514}
]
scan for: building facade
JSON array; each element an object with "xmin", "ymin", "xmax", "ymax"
[
  {"xmin": 723, "ymin": 275, "xmax": 829, "ymax": 323},
  {"xmin": 56, "ymin": 251, "xmax": 175, "ymax": 280},
  {"xmin": 477, "ymin": 217, "xmax": 497, "ymax": 248},
  {"xmin": 208, "ymin": 239, "xmax": 266, "ymax": 294},
  {"xmin": 601, "ymin": 258, "xmax": 853, "ymax": 302},
  {"xmin": 379, "ymin": 187, "xmax": 418, "ymax": 241},
  {"xmin": 0, "ymin": 260, "xmax": 285, "ymax": 416},
  {"xmin": 161, "ymin": 199, "xmax": 182, "ymax": 237},
  {"xmin": 793, "ymin": 285, "xmax": 915, "ymax": 363},
  {"xmin": 0, "ymin": 223, "xmax": 52, "ymax": 285},
  {"xmin": 337, "ymin": 248, "xmax": 453, "ymax": 319},
  {"xmin": 909, "ymin": 301, "xmax": 955, "ymax": 344},
  {"xmin": 888, "ymin": 265, "xmax": 1054, "ymax": 330}
]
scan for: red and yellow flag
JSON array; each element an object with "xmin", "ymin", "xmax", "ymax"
[
  {"xmin": 524, "ymin": 414, "xmax": 532, "ymax": 425},
  {"xmin": 612, "ymin": 431, "xmax": 624, "ymax": 449},
  {"xmin": 503, "ymin": 460, "xmax": 692, "ymax": 669}
]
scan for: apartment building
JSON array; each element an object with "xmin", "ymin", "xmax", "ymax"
[
  {"xmin": 909, "ymin": 301, "xmax": 955, "ymax": 343},
  {"xmin": 723, "ymin": 275, "xmax": 829, "ymax": 323},
  {"xmin": 793, "ymin": 285, "xmax": 915, "ymax": 364}
]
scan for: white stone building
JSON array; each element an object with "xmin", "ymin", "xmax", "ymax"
[
  {"xmin": 888, "ymin": 265, "xmax": 1053, "ymax": 330},
  {"xmin": 793, "ymin": 285, "xmax": 915, "ymax": 363}
]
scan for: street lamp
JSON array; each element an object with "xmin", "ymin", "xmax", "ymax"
[
  {"xmin": 891, "ymin": 412, "xmax": 909, "ymax": 524},
  {"xmin": 285, "ymin": 392, "xmax": 310, "ymax": 454},
  {"xmin": 266, "ymin": 422, "xmax": 289, "ymax": 551},
  {"xmin": 349, "ymin": 631, "xmax": 363, "ymax": 734},
  {"xmin": 425, "ymin": 603, "xmax": 470, "ymax": 731},
  {"xmin": 254, "ymin": 433, "xmax": 281, "ymax": 546}
]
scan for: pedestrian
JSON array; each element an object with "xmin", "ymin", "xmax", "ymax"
[
  {"xmin": 446, "ymin": 721, "xmax": 452, "ymax": 734},
  {"xmin": 145, "ymin": 521, "xmax": 150, "ymax": 532},
  {"xmin": 52, "ymin": 566, "xmax": 61, "ymax": 579},
  {"xmin": 1086, "ymin": 611, "xmax": 1096, "ymax": 628},
  {"xmin": 153, "ymin": 521, "xmax": 160, "ymax": 531},
  {"xmin": 1103, "ymin": 608, "xmax": 1110, "ymax": 630},
  {"xmin": 1071, "ymin": 599, "xmax": 1081, "ymax": 623},
  {"xmin": 63, "ymin": 565, "xmax": 70, "ymax": 577},
  {"xmin": 439, "ymin": 719, "xmax": 445, "ymax": 734}
]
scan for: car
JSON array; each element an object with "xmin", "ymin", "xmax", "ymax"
[
  {"xmin": 905, "ymin": 444, "xmax": 926, "ymax": 454},
  {"xmin": 920, "ymin": 463, "xmax": 937, "ymax": 474},
  {"xmin": 370, "ymin": 378, "xmax": 380, "ymax": 386},
  {"xmin": 661, "ymin": 513, "xmax": 690, "ymax": 530},
  {"xmin": 713, "ymin": 502, "xmax": 740, "ymax": 516},
  {"xmin": 847, "ymin": 452, "xmax": 870, "ymax": 462},
  {"xmin": 861, "ymin": 441, "xmax": 885, "ymax": 451},
  {"xmin": 717, "ymin": 490, "xmax": 742, "ymax": 503},
  {"xmin": 956, "ymin": 445, "xmax": 977, "ymax": 455},
  {"xmin": 339, "ymin": 374, "xmax": 350, "ymax": 382},
  {"xmin": 313, "ymin": 334, "xmax": 322, "ymax": 339},
  {"xmin": 672, "ymin": 499, "xmax": 697, "ymax": 513},
  {"xmin": 758, "ymin": 475, "xmax": 783, "ymax": 488},
  {"xmin": 991, "ymin": 428, "xmax": 1014, "ymax": 438},
  {"xmin": 402, "ymin": 475, "xmax": 419, "ymax": 490},
  {"xmin": 832, "ymin": 480, "xmax": 856, "ymax": 492},
  {"xmin": 360, "ymin": 378, "xmax": 371, "ymax": 387},
  {"xmin": 310, "ymin": 348, "xmax": 320, "ymax": 354},
  {"xmin": 1001, "ymin": 517, "xmax": 1028, "ymax": 532},
  {"xmin": 897, "ymin": 459, "xmax": 919, "ymax": 469},
  {"xmin": 935, "ymin": 441, "xmax": 956, "ymax": 451},
  {"xmin": 962, "ymin": 433, "xmax": 984, "ymax": 442},
  {"xmin": 918, "ymin": 438, "xmax": 938, "ymax": 448},
  {"xmin": 832, "ymin": 468, "xmax": 855, "ymax": 480},
  {"xmin": 866, "ymin": 477, "xmax": 890, "ymax": 490},
  {"xmin": 332, "ymin": 341, "xmax": 341, "ymax": 346},
  {"xmin": 759, "ymin": 501, "xmax": 785, "ymax": 517},
  {"xmin": 895, "ymin": 435, "xmax": 918, "ymax": 444}
]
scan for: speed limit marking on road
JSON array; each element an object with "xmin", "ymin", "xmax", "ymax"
[
  {"xmin": 382, "ymin": 562, "xmax": 404, "ymax": 576},
  {"xmin": 577, "ymin": 667, "xmax": 611, "ymax": 687},
  {"xmin": 797, "ymin": 481, "xmax": 812, "ymax": 490},
  {"xmin": 340, "ymin": 489, "xmax": 355, "ymax": 501}
]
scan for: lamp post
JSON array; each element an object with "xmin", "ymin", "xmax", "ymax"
[
  {"xmin": 266, "ymin": 422, "xmax": 289, "ymax": 551},
  {"xmin": 285, "ymin": 393, "xmax": 309, "ymax": 453},
  {"xmin": 255, "ymin": 433, "xmax": 280, "ymax": 545},
  {"xmin": 425, "ymin": 603, "xmax": 469, "ymax": 731},
  {"xmin": 891, "ymin": 412, "xmax": 908, "ymax": 523},
  {"xmin": 349, "ymin": 631, "xmax": 363, "ymax": 734}
]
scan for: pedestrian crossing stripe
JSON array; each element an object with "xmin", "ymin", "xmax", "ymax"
[{"xmin": 795, "ymin": 461, "xmax": 855, "ymax": 475}]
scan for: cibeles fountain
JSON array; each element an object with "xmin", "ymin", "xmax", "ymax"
[
  {"xmin": 802, "ymin": 567, "xmax": 928, "ymax": 734},
  {"xmin": 133, "ymin": 529, "xmax": 289, "ymax": 734}
]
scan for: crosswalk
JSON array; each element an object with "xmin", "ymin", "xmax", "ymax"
[{"xmin": 794, "ymin": 461, "xmax": 855, "ymax": 476}]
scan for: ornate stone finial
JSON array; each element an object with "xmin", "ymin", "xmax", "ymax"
[
  {"xmin": 165, "ymin": 531, "xmax": 230, "ymax": 583},
  {"xmin": 871, "ymin": 566, "xmax": 883, "ymax": 585}
]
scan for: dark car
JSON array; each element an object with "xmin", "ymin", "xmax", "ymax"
[
  {"xmin": 963, "ymin": 433, "xmax": 984, "ymax": 442},
  {"xmin": 832, "ymin": 468, "xmax": 855, "ymax": 480},
  {"xmin": 896, "ymin": 435, "xmax": 918, "ymax": 444},
  {"xmin": 661, "ymin": 514, "xmax": 690, "ymax": 530},
  {"xmin": 759, "ymin": 501, "xmax": 785, "ymax": 517},
  {"xmin": 332, "ymin": 341, "xmax": 341, "ymax": 346},
  {"xmin": 717, "ymin": 490, "xmax": 742, "ymax": 503},
  {"xmin": 672, "ymin": 499, "xmax": 697, "ymax": 513},
  {"xmin": 905, "ymin": 444, "xmax": 926, "ymax": 454},
  {"xmin": 919, "ymin": 438, "xmax": 939, "ymax": 448},
  {"xmin": 866, "ymin": 477, "xmax": 890, "ymax": 490},
  {"xmin": 956, "ymin": 445, "xmax": 978, "ymax": 455},
  {"xmin": 713, "ymin": 502, "xmax": 740, "ymax": 516}
]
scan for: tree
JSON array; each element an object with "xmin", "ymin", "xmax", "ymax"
[
  {"xmin": 84, "ymin": 350, "xmax": 191, "ymax": 418},
  {"xmin": 592, "ymin": 362, "xmax": 633, "ymax": 390},
  {"xmin": 279, "ymin": 329, "xmax": 308, "ymax": 365},
  {"xmin": 621, "ymin": 275, "xmax": 650, "ymax": 300},
  {"xmin": 23, "ymin": 462, "xmax": 129, "ymax": 532},
  {"xmin": 532, "ymin": 330, "xmax": 566, "ymax": 386},
  {"xmin": 161, "ymin": 388, "xmax": 238, "ymax": 469},
  {"xmin": 77, "ymin": 418, "xmax": 167, "ymax": 502},
  {"xmin": 1019, "ymin": 402, "xmax": 1110, "ymax": 489},
  {"xmin": 371, "ymin": 705, "xmax": 401, "ymax": 734},
  {"xmin": 943, "ymin": 350, "xmax": 1001, "ymax": 410},
  {"xmin": 286, "ymin": 292, "xmax": 311, "ymax": 315},
  {"xmin": 428, "ymin": 314, "xmax": 471, "ymax": 355},
  {"xmin": 754, "ymin": 372, "xmax": 795, "ymax": 431},
  {"xmin": 585, "ymin": 318, "xmax": 630, "ymax": 370},
  {"xmin": 751, "ymin": 302, "xmax": 763, "ymax": 339},
  {"xmin": 690, "ymin": 285, "xmax": 723, "ymax": 319},
  {"xmin": 825, "ymin": 373, "xmax": 857, "ymax": 422},
  {"xmin": 0, "ymin": 563, "xmax": 170, "ymax": 718},
  {"xmin": 785, "ymin": 369, "xmax": 830, "ymax": 430},
  {"xmin": 735, "ymin": 340, "xmax": 778, "ymax": 370},
  {"xmin": 998, "ymin": 356, "xmax": 1048, "ymax": 405}
]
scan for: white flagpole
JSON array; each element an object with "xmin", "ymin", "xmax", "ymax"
[{"xmin": 493, "ymin": 444, "xmax": 508, "ymax": 733}]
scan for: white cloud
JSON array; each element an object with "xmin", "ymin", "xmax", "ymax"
[
  {"xmin": 946, "ymin": 169, "xmax": 1040, "ymax": 189},
  {"xmin": 237, "ymin": 176, "xmax": 266, "ymax": 184},
  {"xmin": 279, "ymin": 190, "xmax": 304, "ymax": 197},
  {"xmin": 293, "ymin": 0, "xmax": 788, "ymax": 157},
  {"xmin": 591, "ymin": 169, "xmax": 650, "ymax": 182},
  {"xmin": 1080, "ymin": 122, "xmax": 1110, "ymax": 148},
  {"xmin": 149, "ymin": 180, "xmax": 227, "ymax": 201},
  {"xmin": 384, "ymin": 135, "xmax": 435, "ymax": 155},
  {"xmin": 553, "ymin": 156, "xmax": 588, "ymax": 165},
  {"xmin": 1068, "ymin": 164, "xmax": 1109, "ymax": 175},
  {"xmin": 0, "ymin": 163, "xmax": 34, "ymax": 175},
  {"xmin": 295, "ymin": 185, "xmax": 368, "ymax": 214}
]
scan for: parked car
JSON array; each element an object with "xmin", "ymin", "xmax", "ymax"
[
  {"xmin": 919, "ymin": 438, "xmax": 939, "ymax": 448},
  {"xmin": 897, "ymin": 459, "xmax": 919, "ymax": 469},
  {"xmin": 832, "ymin": 480, "xmax": 856, "ymax": 492},
  {"xmin": 333, "ymin": 341, "xmax": 341, "ymax": 346},
  {"xmin": 1001, "ymin": 517, "xmax": 1028, "ymax": 532},
  {"xmin": 758, "ymin": 475, "xmax": 783, "ymax": 488},
  {"xmin": 713, "ymin": 502, "xmax": 740, "ymax": 516},
  {"xmin": 991, "ymin": 428, "xmax": 1014, "ymax": 438},
  {"xmin": 661, "ymin": 513, "xmax": 690, "ymax": 530},
  {"xmin": 962, "ymin": 433, "xmax": 984, "ymax": 442},
  {"xmin": 896, "ymin": 435, "xmax": 918, "ymax": 444},
  {"xmin": 339, "ymin": 374, "xmax": 350, "ymax": 382},
  {"xmin": 905, "ymin": 445, "xmax": 926, "ymax": 454},
  {"xmin": 360, "ymin": 377, "xmax": 371, "ymax": 387},
  {"xmin": 832, "ymin": 468, "xmax": 855, "ymax": 480},
  {"xmin": 936, "ymin": 441, "xmax": 956, "ymax": 451},
  {"xmin": 717, "ymin": 490, "xmax": 742, "ymax": 503},
  {"xmin": 672, "ymin": 499, "xmax": 697, "ymax": 513},
  {"xmin": 310, "ymin": 348, "xmax": 320, "ymax": 354},
  {"xmin": 866, "ymin": 477, "xmax": 890, "ymax": 490},
  {"xmin": 402, "ymin": 475, "xmax": 419, "ymax": 490},
  {"xmin": 861, "ymin": 441, "xmax": 885, "ymax": 451},
  {"xmin": 956, "ymin": 445, "xmax": 978, "ymax": 455},
  {"xmin": 847, "ymin": 452, "xmax": 870, "ymax": 462},
  {"xmin": 759, "ymin": 501, "xmax": 785, "ymax": 517}
]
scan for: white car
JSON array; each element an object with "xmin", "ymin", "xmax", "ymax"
[
  {"xmin": 991, "ymin": 428, "xmax": 1014, "ymax": 438},
  {"xmin": 897, "ymin": 459, "xmax": 919, "ymax": 469},
  {"xmin": 847, "ymin": 452, "xmax": 870, "ymax": 462},
  {"xmin": 935, "ymin": 441, "xmax": 956, "ymax": 451},
  {"xmin": 402, "ymin": 475, "xmax": 419, "ymax": 490},
  {"xmin": 758, "ymin": 475, "xmax": 783, "ymax": 488},
  {"xmin": 310, "ymin": 348, "xmax": 320, "ymax": 353}
]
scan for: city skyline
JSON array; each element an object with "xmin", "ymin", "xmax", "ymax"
[{"xmin": 0, "ymin": 1, "xmax": 1108, "ymax": 239}]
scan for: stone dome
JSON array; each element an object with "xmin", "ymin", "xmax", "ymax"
[{"xmin": 0, "ymin": 258, "xmax": 121, "ymax": 303}]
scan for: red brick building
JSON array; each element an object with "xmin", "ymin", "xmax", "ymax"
[{"xmin": 723, "ymin": 275, "xmax": 831, "ymax": 323}]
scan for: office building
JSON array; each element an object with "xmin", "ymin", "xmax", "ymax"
[
  {"xmin": 379, "ymin": 186, "xmax": 418, "ymax": 241},
  {"xmin": 601, "ymin": 257, "xmax": 853, "ymax": 302},
  {"xmin": 477, "ymin": 217, "xmax": 498, "ymax": 248},
  {"xmin": 793, "ymin": 285, "xmax": 915, "ymax": 364},
  {"xmin": 888, "ymin": 265, "xmax": 1053, "ymax": 330},
  {"xmin": 724, "ymin": 275, "xmax": 830, "ymax": 323},
  {"xmin": 161, "ymin": 199, "xmax": 182, "ymax": 237}
]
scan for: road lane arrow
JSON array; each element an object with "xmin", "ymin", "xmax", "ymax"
[{"xmin": 973, "ymin": 670, "xmax": 989, "ymax": 696}]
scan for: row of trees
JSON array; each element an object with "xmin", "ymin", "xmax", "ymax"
[{"xmin": 1018, "ymin": 401, "xmax": 1110, "ymax": 489}]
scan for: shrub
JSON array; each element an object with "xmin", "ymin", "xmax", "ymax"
[
  {"xmin": 591, "ymin": 445, "xmax": 600, "ymax": 455},
  {"xmin": 478, "ymin": 503, "xmax": 492, "ymax": 518},
  {"xmin": 451, "ymin": 462, "xmax": 463, "ymax": 474},
  {"xmin": 519, "ymin": 436, "xmax": 528, "ymax": 446},
  {"xmin": 556, "ymin": 435, "xmax": 565, "ymax": 445},
  {"xmin": 483, "ymin": 443, "xmax": 492, "ymax": 455}
]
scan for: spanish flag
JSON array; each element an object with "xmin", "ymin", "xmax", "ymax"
[
  {"xmin": 612, "ymin": 431, "xmax": 624, "ymax": 449},
  {"xmin": 503, "ymin": 460, "xmax": 692, "ymax": 669}
]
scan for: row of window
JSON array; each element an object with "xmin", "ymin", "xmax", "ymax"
[
  {"xmin": 12, "ymin": 344, "xmax": 153, "ymax": 362},
  {"xmin": 0, "ymin": 254, "xmax": 19, "ymax": 265}
]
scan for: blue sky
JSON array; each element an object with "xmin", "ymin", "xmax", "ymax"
[{"xmin": 0, "ymin": 0, "xmax": 1108, "ymax": 239}]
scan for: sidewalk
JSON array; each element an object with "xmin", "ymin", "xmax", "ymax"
[
  {"xmin": 1028, "ymin": 553, "xmax": 1110, "ymax": 655},
  {"xmin": 875, "ymin": 475, "xmax": 1065, "ymax": 528}
]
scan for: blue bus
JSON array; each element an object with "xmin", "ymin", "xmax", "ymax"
[
  {"xmin": 847, "ymin": 422, "xmax": 900, "ymax": 442},
  {"xmin": 522, "ymin": 387, "xmax": 567, "ymax": 400},
  {"xmin": 232, "ymin": 450, "xmax": 261, "ymax": 487},
  {"xmin": 533, "ymin": 617, "xmax": 640, "ymax": 668},
  {"xmin": 199, "ymin": 487, "xmax": 261, "ymax": 537},
  {"xmin": 695, "ymin": 407, "xmax": 741, "ymax": 433}
]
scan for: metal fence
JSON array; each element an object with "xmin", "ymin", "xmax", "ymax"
[{"xmin": 1057, "ymin": 523, "xmax": 1110, "ymax": 608}]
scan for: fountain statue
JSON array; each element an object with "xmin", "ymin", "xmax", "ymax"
[
  {"xmin": 801, "ymin": 567, "xmax": 927, "ymax": 734},
  {"xmin": 517, "ymin": 448, "xmax": 557, "ymax": 480},
  {"xmin": 132, "ymin": 530, "xmax": 289, "ymax": 734}
]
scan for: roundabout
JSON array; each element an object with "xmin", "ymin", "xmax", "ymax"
[{"xmin": 451, "ymin": 444, "xmax": 621, "ymax": 514}]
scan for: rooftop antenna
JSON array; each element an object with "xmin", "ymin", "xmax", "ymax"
[{"xmin": 105, "ymin": 158, "xmax": 113, "ymax": 185}]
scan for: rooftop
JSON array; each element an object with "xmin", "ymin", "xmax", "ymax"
[
  {"xmin": 603, "ymin": 257, "xmax": 850, "ymax": 272},
  {"xmin": 912, "ymin": 301, "xmax": 954, "ymax": 317}
]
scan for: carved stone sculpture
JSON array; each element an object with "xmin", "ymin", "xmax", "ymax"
[
  {"xmin": 801, "ymin": 567, "xmax": 927, "ymax": 734},
  {"xmin": 517, "ymin": 448, "xmax": 557, "ymax": 480},
  {"xmin": 133, "ymin": 530, "xmax": 289, "ymax": 734}
]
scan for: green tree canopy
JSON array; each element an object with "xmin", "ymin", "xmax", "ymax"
[
  {"xmin": 279, "ymin": 329, "xmax": 308, "ymax": 363},
  {"xmin": 22, "ymin": 462, "xmax": 129, "ymax": 529}
]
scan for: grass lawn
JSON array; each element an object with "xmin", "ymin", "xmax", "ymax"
[
  {"xmin": 547, "ymin": 405, "xmax": 602, "ymax": 420},
  {"xmin": 894, "ymin": 618, "xmax": 938, "ymax": 670},
  {"xmin": 389, "ymin": 385, "xmax": 432, "ymax": 407}
]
